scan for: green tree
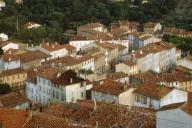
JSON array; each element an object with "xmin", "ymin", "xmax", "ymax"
[{"xmin": 0, "ymin": 83, "xmax": 12, "ymax": 95}]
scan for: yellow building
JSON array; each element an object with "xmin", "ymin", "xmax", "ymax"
[{"xmin": 0, "ymin": 68, "xmax": 27, "ymax": 88}]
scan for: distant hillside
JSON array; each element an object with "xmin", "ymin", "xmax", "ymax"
[
  {"xmin": 173, "ymin": 0, "xmax": 192, "ymax": 20},
  {"xmin": 165, "ymin": 0, "xmax": 192, "ymax": 29}
]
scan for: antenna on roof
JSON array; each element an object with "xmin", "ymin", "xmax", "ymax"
[{"xmin": 95, "ymin": 121, "xmax": 99, "ymax": 128}]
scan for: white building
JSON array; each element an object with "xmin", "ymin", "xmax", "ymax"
[
  {"xmin": 131, "ymin": 42, "xmax": 176, "ymax": 73},
  {"xmin": 42, "ymin": 55, "xmax": 95, "ymax": 72},
  {"xmin": 0, "ymin": 41, "xmax": 19, "ymax": 52},
  {"xmin": 77, "ymin": 23, "xmax": 108, "ymax": 36},
  {"xmin": 92, "ymin": 79, "xmax": 135, "ymax": 106},
  {"xmin": 0, "ymin": 53, "xmax": 21, "ymax": 71},
  {"xmin": 38, "ymin": 43, "xmax": 76, "ymax": 59},
  {"xmin": 0, "ymin": 33, "xmax": 8, "ymax": 41},
  {"xmin": 106, "ymin": 72, "xmax": 129, "ymax": 84},
  {"xmin": 69, "ymin": 35, "xmax": 95, "ymax": 51},
  {"xmin": 157, "ymin": 102, "xmax": 192, "ymax": 128},
  {"xmin": 26, "ymin": 69, "xmax": 87, "ymax": 104},
  {"xmin": 133, "ymin": 83, "xmax": 188, "ymax": 109},
  {"xmin": 144, "ymin": 22, "xmax": 162, "ymax": 34},
  {"xmin": 116, "ymin": 60, "xmax": 138, "ymax": 75},
  {"xmin": 176, "ymin": 55, "xmax": 192, "ymax": 70},
  {"xmin": 133, "ymin": 34, "xmax": 161, "ymax": 49},
  {"xmin": 23, "ymin": 22, "xmax": 41, "ymax": 29}
]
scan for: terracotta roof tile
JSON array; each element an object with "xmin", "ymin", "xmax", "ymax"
[
  {"xmin": 185, "ymin": 55, "xmax": 192, "ymax": 61},
  {"xmin": 132, "ymin": 42, "xmax": 175, "ymax": 59},
  {"xmin": 133, "ymin": 83, "xmax": 173, "ymax": 100},
  {"xmin": 43, "ymin": 100, "xmax": 156, "ymax": 128},
  {"xmin": 159, "ymin": 102, "xmax": 192, "ymax": 117},
  {"xmin": 51, "ymin": 70, "xmax": 85, "ymax": 86},
  {"xmin": 18, "ymin": 50, "xmax": 50, "ymax": 63},
  {"xmin": 0, "ymin": 68, "xmax": 27, "ymax": 77},
  {"xmin": 0, "ymin": 92, "xmax": 29, "ymax": 108},
  {"xmin": 123, "ymin": 60, "xmax": 137, "ymax": 66},
  {"xmin": 92, "ymin": 79, "xmax": 129, "ymax": 96},
  {"xmin": 0, "ymin": 108, "xmax": 27, "ymax": 128},
  {"xmin": 1, "ymin": 54, "xmax": 20, "ymax": 62},
  {"xmin": 106, "ymin": 72, "xmax": 128, "ymax": 80},
  {"xmin": 41, "ymin": 43, "xmax": 75, "ymax": 52},
  {"xmin": 22, "ymin": 113, "xmax": 75, "ymax": 128},
  {"xmin": 38, "ymin": 67, "xmax": 61, "ymax": 79},
  {"xmin": 144, "ymin": 22, "xmax": 158, "ymax": 28},
  {"xmin": 42, "ymin": 55, "xmax": 93, "ymax": 66},
  {"xmin": 159, "ymin": 102, "xmax": 185, "ymax": 111}
]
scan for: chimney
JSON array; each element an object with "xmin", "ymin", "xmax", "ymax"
[
  {"xmin": 99, "ymin": 39, "xmax": 102, "ymax": 43},
  {"xmin": 52, "ymin": 44, "xmax": 55, "ymax": 49},
  {"xmin": 95, "ymin": 121, "xmax": 99, "ymax": 128},
  {"xmin": 94, "ymin": 98, "xmax": 97, "ymax": 111},
  {"xmin": 70, "ymin": 78, "xmax": 73, "ymax": 83},
  {"xmin": 8, "ymin": 57, "xmax": 11, "ymax": 61},
  {"xmin": 132, "ymin": 53, "xmax": 135, "ymax": 62},
  {"xmin": 57, "ymin": 72, "xmax": 61, "ymax": 78},
  {"xmin": 8, "ymin": 50, "xmax": 11, "ymax": 55}
]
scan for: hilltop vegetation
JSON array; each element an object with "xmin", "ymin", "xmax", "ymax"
[
  {"xmin": 0, "ymin": 0, "xmax": 180, "ymax": 44},
  {"xmin": 163, "ymin": 0, "xmax": 192, "ymax": 31}
]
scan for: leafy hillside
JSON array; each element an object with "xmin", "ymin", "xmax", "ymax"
[{"xmin": 164, "ymin": 0, "xmax": 192, "ymax": 30}]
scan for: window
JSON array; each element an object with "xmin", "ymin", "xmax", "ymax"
[
  {"xmin": 135, "ymin": 94, "xmax": 147, "ymax": 105},
  {"xmin": 53, "ymin": 90, "xmax": 55, "ymax": 98},
  {"xmin": 81, "ymin": 92, "xmax": 84, "ymax": 98},
  {"xmin": 80, "ymin": 82, "xmax": 84, "ymax": 87},
  {"xmin": 39, "ymin": 85, "xmax": 41, "ymax": 91},
  {"xmin": 135, "ymin": 94, "xmax": 140, "ymax": 102},
  {"xmin": 56, "ymin": 91, "xmax": 59, "ymax": 99}
]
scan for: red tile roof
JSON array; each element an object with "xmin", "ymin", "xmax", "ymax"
[
  {"xmin": 144, "ymin": 22, "xmax": 159, "ymax": 28},
  {"xmin": 132, "ymin": 42, "xmax": 175, "ymax": 59},
  {"xmin": 42, "ymin": 55, "xmax": 93, "ymax": 66},
  {"xmin": 106, "ymin": 72, "xmax": 128, "ymax": 80},
  {"xmin": 159, "ymin": 102, "xmax": 192, "ymax": 117},
  {"xmin": 41, "ymin": 43, "xmax": 75, "ymax": 52},
  {"xmin": 123, "ymin": 60, "xmax": 137, "ymax": 66},
  {"xmin": 22, "ymin": 113, "xmax": 75, "ymax": 128},
  {"xmin": 133, "ymin": 83, "xmax": 173, "ymax": 100},
  {"xmin": 92, "ymin": 79, "xmax": 129, "ymax": 96},
  {"xmin": 0, "ymin": 92, "xmax": 29, "ymax": 108},
  {"xmin": 0, "ymin": 68, "xmax": 27, "ymax": 77},
  {"xmin": 51, "ymin": 70, "xmax": 85, "ymax": 86},
  {"xmin": 185, "ymin": 55, "xmax": 192, "ymax": 61},
  {"xmin": 18, "ymin": 50, "xmax": 50, "ymax": 63},
  {"xmin": 43, "ymin": 100, "xmax": 156, "ymax": 128},
  {"xmin": 38, "ymin": 67, "xmax": 61, "ymax": 79},
  {"xmin": 1, "ymin": 54, "xmax": 20, "ymax": 62},
  {"xmin": 0, "ymin": 108, "xmax": 27, "ymax": 128}
]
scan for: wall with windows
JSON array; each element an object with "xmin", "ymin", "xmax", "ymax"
[
  {"xmin": 133, "ymin": 93, "xmax": 160, "ymax": 109},
  {"xmin": 65, "ymin": 82, "xmax": 86, "ymax": 103},
  {"xmin": 91, "ymin": 91, "xmax": 119, "ymax": 104}
]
